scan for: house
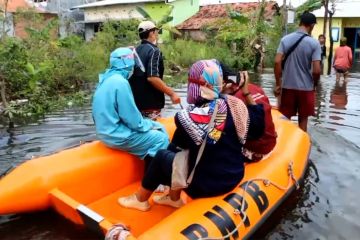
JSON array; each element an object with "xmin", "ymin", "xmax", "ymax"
[
  {"xmin": 199, "ymin": 0, "xmax": 306, "ymax": 8},
  {"xmin": 312, "ymin": 1, "xmax": 360, "ymax": 63},
  {"xmin": 71, "ymin": 0, "xmax": 200, "ymax": 41},
  {"xmin": 40, "ymin": 0, "xmax": 99, "ymax": 38},
  {"xmin": 176, "ymin": 1, "xmax": 280, "ymax": 41},
  {"xmin": 0, "ymin": 0, "xmax": 58, "ymax": 38}
]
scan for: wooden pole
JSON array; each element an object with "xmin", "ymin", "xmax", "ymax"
[
  {"xmin": 323, "ymin": 0, "xmax": 329, "ymax": 36},
  {"xmin": 0, "ymin": 0, "xmax": 9, "ymax": 109},
  {"xmin": 327, "ymin": 3, "xmax": 335, "ymax": 75}
]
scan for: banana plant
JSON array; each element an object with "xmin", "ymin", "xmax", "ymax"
[
  {"xmin": 25, "ymin": 62, "xmax": 51, "ymax": 92},
  {"xmin": 296, "ymin": 0, "xmax": 323, "ymax": 18},
  {"xmin": 136, "ymin": 6, "xmax": 181, "ymax": 36}
]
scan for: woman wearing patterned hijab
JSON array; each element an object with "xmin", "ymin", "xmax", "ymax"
[{"xmin": 119, "ymin": 60, "xmax": 265, "ymax": 211}]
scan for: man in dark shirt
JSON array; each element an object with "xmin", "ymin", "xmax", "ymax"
[
  {"xmin": 318, "ymin": 34, "xmax": 326, "ymax": 74},
  {"xmin": 129, "ymin": 21, "xmax": 180, "ymax": 119}
]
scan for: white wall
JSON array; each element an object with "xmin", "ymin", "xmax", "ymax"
[
  {"xmin": 0, "ymin": 13, "xmax": 14, "ymax": 38},
  {"xmin": 85, "ymin": 5, "xmax": 143, "ymax": 22}
]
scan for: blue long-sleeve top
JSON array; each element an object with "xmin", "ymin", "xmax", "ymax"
[{"xmin": 92, "ymin": 73, "xmax": 156, "ymax": 147}]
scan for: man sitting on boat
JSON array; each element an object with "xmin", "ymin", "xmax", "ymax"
[
  {"xmin": 118, "ymin": 59, "xmax": 265, "ymax": 211},
  {"xmin": 92, "ymin": 47, "xmax": 169, "ymax": 161}
]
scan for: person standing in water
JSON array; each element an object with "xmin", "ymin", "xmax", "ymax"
[
  {"xmin": 318, "ymin": 34, "xmax": 326, "ymax": 74},
  {"xmin": 333, "ymin": 37, "xmax": 353, "ymax": 82},
  {"xmin": 274, "ymin": 12, "xmax": 321, "ymax": 132}
]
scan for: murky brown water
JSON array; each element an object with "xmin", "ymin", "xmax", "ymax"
[{"xmin": 1, "ymin": 69, "xmax": 360, "ymax": 239}]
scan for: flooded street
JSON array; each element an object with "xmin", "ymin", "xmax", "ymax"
[{"xmin": 1, "ymin": 70, "xmax": 360, "ymax": 239}]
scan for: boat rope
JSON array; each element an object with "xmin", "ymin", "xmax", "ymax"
[
  {"xmin": 104, "ymin": 223, "xmax": 130, "ymax": 240},
  {"xmin": 198, "ymin": 161, "xmax": 299, "ymax": 240}
]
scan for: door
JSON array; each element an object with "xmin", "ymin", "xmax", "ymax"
[{"xmin": 355, "ymin": 29, "xmax": 360, "ymax": 62}]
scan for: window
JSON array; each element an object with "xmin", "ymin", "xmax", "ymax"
[{"xmin": 331, "ymin": 27, "xmax": 340, "ymax": 42}]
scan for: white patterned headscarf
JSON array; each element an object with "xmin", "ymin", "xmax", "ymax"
[{"xmin": 178, "ymin": 60, "xmax": 250, "ymax": 145}]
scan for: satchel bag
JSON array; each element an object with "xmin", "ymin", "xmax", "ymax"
[
  {"xmin": 281, "ymin": 33, "xmax": 308, "ymax": 70},
  {"xmin": 171, "ymin": 102, "xmax": 219, "ymax": 190}
]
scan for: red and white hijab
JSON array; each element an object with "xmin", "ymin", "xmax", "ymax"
[{"xmin": 178, "ymin": 60, "xmax": 250, "ymax": 145}]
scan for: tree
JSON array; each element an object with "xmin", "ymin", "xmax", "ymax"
[
  {"xmin": 296, "ymin": 0, "xmax": 322, "ymax": 18},
  {"xmin": 253, "ymin": 0, "xmax": 267, "ymax": 71},
  {"xmin": 322, "ymin": 0, "xmax": 329, "ymax": 36},
  {"xmin": 0, "ymin": 0, "xmax": 9, "ymax": 110},
  {"xmin": 327, "ymin": 1, "xmax": 336, "ymax": 75}
]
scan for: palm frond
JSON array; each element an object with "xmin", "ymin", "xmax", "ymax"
[
  {"xmin": 158, "ymin": 5, "xmax": 174, "ymax": 25},
  {"xmin": 229, "ymin": 11, "xmax": 250, "ymax": 24},
  {"xmin": 162, "ymin": 24, "xmax": 182, "ymax": 36},
  {"xmin": 136, "ymin": 6, "xmax": 152, "ymax": 20}
]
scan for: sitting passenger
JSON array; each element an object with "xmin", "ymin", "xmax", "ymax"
[
  {"xmin": 220, "ymin": 63, "xmax": 277, "ymax": 161},
  {"xmin": 118, "ymin": 59, "xmax": 265, "ymax": 211},
  {"xmin": 92, "ymin": 47, "xmax": 169, "ymax": 161}
]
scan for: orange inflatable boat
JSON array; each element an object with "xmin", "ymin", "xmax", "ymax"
[{"xmin": 0, "ymin": 109, "xmax": 310, "ymax": 240}]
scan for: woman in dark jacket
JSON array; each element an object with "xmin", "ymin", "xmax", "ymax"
[{"xmin": 118, "ymin": 60, "xmax": 265, "ymax": 211}]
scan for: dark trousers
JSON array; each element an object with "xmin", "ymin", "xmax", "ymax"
[{"xmin": 142, "ymin": 149, "xmax": 175, "ymax": 191}]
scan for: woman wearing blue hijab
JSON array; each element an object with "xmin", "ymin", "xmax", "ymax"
[{"xmin": 92, "ymin": 47, "xmax": 169, "ymax": 160}]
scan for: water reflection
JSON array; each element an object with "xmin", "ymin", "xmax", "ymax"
[
  {"xmin": 265, "ymin": 125, "xmax": 360, "ymax": 240},
  {"xmin": 330, "ymin": 81, "xmax": 348, "ymax": 110}
]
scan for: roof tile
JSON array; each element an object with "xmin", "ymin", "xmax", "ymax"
[
  {"xmin": 1, "ymin": 0, "xmax": 45, "ymax": 13},
  {"xmin": 177, "ymin": 2, "xmax": 279, "ymax": 30}
]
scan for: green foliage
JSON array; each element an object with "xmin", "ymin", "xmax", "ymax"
[
  {"xmin": 0, "ymin": 37, "xmax": 28, "ymax": 99},
  {"xmin": 0, "ymin": 4, "xmax": 285, "ymax": 120},
  {"xmin": 213, "ymin": 2, "xmax": 270, "ymax": 70},
  {"xmin": 264, "ymin": 15, "xmax": 283, "ymax": 67},
  {"xmin": 160, "ymin": 39, "xmax": 253, "ymax": 87},
  {"xmin": 136, "ymin": 6, "xmax": 152, "ymax": 20},
  {"xmin": 93, "ymin": 20, "xmax": 140, "ymax": 53},
  {"xmin": 3, "ymin": 103, "xmax": 24, "ymax": 120},
  {"xmin": 0, "ymin": 13, "xmax": 140, "ymax": 118},
  {"xmin": 136, "ymin": 6, "xmax": 181, "ymax": 37},
  {"xmin": 296, "ymin": 0, "xmax": 323, "ymax": 19},
  {"xmin": 229, "ymin": 11, "xmax": 250, "ymax": 24},
  {"xmin": 161, "ymin": 39, "xmax": 236, "ymax": 68}
]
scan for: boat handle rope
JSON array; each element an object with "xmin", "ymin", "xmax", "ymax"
[
  {"xmin": 104, "ymin": 223, "xmax": 130, "ymax": 240},
  {"xmin": 105, "ymin": 161, "xmax": 299, "ymax": 240},
  {"xmin": 198, "ymin": 160, "xmax": 299, "ymax": 240}
]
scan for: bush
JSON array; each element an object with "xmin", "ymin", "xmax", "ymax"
[
  {"xmin": 1, "ymin": 9, "xmax": 283, "ymax": 118},
  {"xmin": 0, "ymin": 38, "xmax": 28, "ymax": 100},
  {"xmin": 161, "ymin": 39, "xmax": 239, "ymax": 69}
]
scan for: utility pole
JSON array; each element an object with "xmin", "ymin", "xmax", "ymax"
[
  {"xmin": 0, "ymin": 0, "xmax": 9, "ymax": 109},
  {"xmin": 323, "ymin": 0, "xmax": 329, "ymax": 36},
  {"xmin": 327, "ymin": 1, "xmax": 335, "ymax": 75}
]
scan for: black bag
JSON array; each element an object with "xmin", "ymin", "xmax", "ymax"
[{"xmin": 281, "ymin": 34, "xmax": 308, "ymax": 70}]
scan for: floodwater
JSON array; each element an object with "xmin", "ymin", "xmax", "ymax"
[{"xmin": 0, "ymin": 68, "xmax": 360, "ymax": 239}]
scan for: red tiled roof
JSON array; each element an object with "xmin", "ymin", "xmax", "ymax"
[
  {"xmin": 1, "ymin": 0, "xmax": 43, "ymax": 13},
  {"xmin": 176, "ymin": 2, "xmax": 280, "ymax": 30}
]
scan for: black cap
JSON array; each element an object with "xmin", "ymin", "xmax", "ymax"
[
  {"xmin": 219, "ymin": 62, "xmax": 238, "ymax": 84},
  {"xmin": 300, "ymin": 12, "xmax": 317, "ymax": 25}
]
